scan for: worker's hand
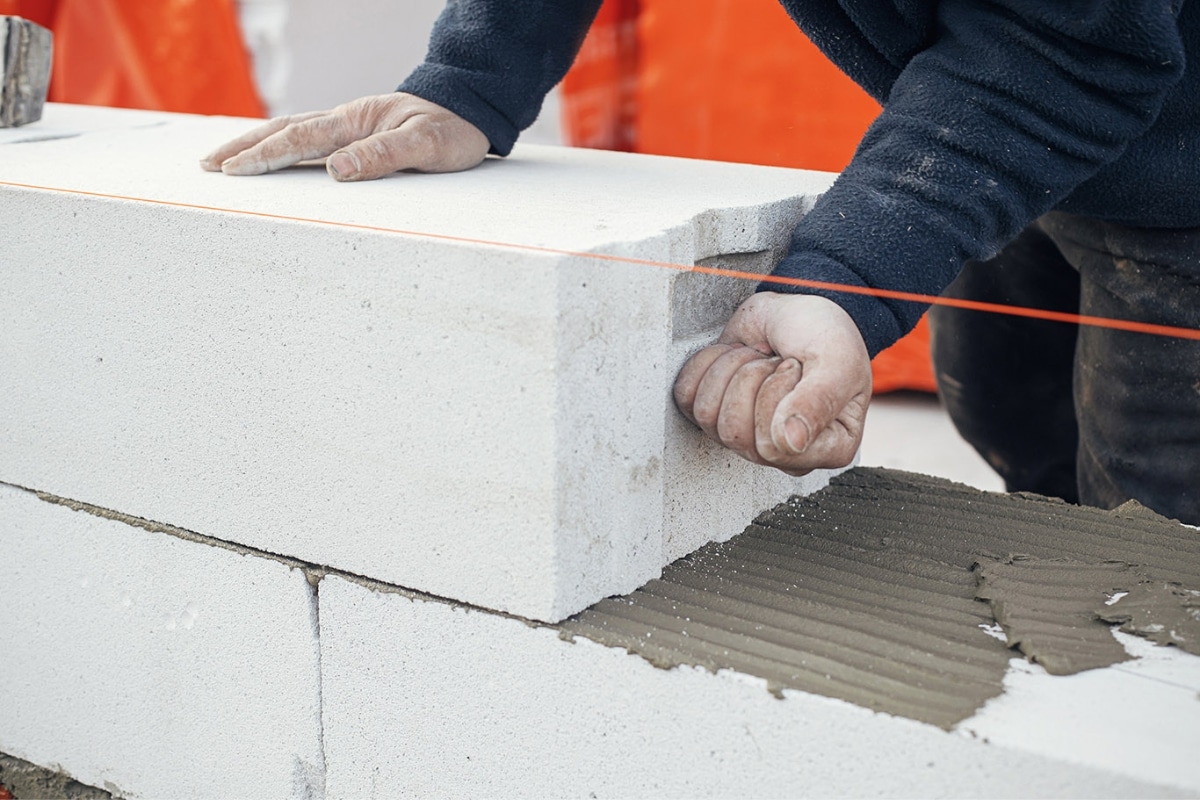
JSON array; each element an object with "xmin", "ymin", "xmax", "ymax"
[
  {"xmin": 199, "ymin": 93, "xmax": 490, "ymax": 181},
  {"xmin": 673, "ymin": 292, "xmax": 871, "ymax": 475}
]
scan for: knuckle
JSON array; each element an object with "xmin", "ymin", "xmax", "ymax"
[
  {"xmin": 362, "ymin": 135, "xmax": 396, "ymax": 166},
  {"xmin": 278, "ymin": 125, "xmax": 307, "ymax": 151},
  {"xmin": 692, "ymin": 400, "xmax": 718, "ymax": 429},
  {"xmin": 408, "ymin": 122, "xmax": 441, "ymax": 155},
  {"xmin": 671, "ymin": 382, "xmax": 692, "ymax": 413},
  {"xmin": 715, "ymin": 413, "xmax": 745, "ymax": 449}
]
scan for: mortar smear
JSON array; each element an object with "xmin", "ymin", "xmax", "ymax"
[
  {"xmin": 0, "ymin": 752, "xmax": 114, "ymax": 800},
  {"xmin": 1097, "ymin": 581, "xmax": 1200, "ymax": 654},
  {"xmin": 559, "ymin": 467, "xmax": 1200, "ymax": 730},
  {"xmin": 973, "ymin": 557, "xmax": 1134, "ymax": 675}
]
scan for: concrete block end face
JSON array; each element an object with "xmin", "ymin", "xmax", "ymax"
[
  {"xmin": 0, "ymin": 17, "xmax": 52, "ymax": 128},
  {"xmin": 546, "ymin": 256, "xmax": 673, "ymax": 621},
  {"xmin": 0, "ymin": 484, "xmax": 324, "ymax": 800}
]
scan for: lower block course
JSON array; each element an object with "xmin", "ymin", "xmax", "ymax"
[
  {"xmin": 316, "ymin": 574, "xmax": 1190, "ymax": 798},
  {"xmin": 0, "ymin": 483, "xmax": 325, "ymax": 800},
  {"xmin": 6, "ymin": 472, "xmax": 1199, "ymax": 797}
]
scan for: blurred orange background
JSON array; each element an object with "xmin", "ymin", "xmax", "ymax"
[{"xmin": 0, "ymin": 0, "xmax": 263, "ymax": 117}]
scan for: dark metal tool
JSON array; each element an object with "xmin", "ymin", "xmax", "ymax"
[{"xmin": 1, "ymin": 16, "xmax": 52, "ymax": 128}]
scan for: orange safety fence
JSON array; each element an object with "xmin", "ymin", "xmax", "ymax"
[
  {"xmin": 562, "ymin": 0, "xmax": 937, "ymax": 393},
  {"xmin": 560, "ymin": 0, "xmax": 638, "ymax": 151},
  {"xmin": 0, "ymin": 0, "xmax": 264, "ymax": 118}
]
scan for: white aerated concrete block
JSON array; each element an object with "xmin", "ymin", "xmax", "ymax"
[
  {"xmin": 317, "ymin": 575, "xmax": 1194, "ymax": 798},
  {"xmin": 0, "ymin": 483, "xmax": 324, "ymax": 800},
  {"xmin": 0, "ymin": 104, "xmax": 838, "ymax": 621},
  {"xmin": 963, "ymin": 631, "xmax": 1200, "ymax": 793}
]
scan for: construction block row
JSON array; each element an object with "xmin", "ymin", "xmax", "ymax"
[
  {"xmin": 5, "ymin": 484, "xmax": 1197, "ymax": 798},
  {"xmin": 1, "ymin": 103, "xmax": 838, "ymax": 622}
]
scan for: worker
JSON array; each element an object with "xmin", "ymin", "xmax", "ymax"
[{"xmin": 201, "ymin": 0, "xmax": 1199, "ymax": 525}]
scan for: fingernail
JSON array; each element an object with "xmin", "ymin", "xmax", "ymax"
[
  {"xmin": 784, "ymin": 415, "xmax": 812, "ymax": 453},
  {"xmin": 328, "ymin": 151, "xmax": 359, "ymax": 179}
]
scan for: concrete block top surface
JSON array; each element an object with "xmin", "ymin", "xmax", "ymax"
[
  {"xmin": 0, "ymin": 103, "xmax": 834, "ymax": 254},
  {"xmin": 2, "ymin": 104, "xmax": 840, "ymax": 622}
]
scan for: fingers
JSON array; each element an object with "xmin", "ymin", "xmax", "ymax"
[
  {"xmin": 689, "ymin": 346, "xmax": 769, "ymax": 439},
  {"xmin": 673, "ymin": 292, "xmax": 872, "ymax": 475},
  {"xmin": 217, "ymin": 113, "xmax": 360, "ymax": 175},
  {"xmin": 757, "ymin": 357, "xmax": 867, "ymax": 473},
  {"xmin": 673, "ymin": 345, "xmax": 784, "ymax": 463},
  {"xmin": 754, "ymin": 358, "xmax": 805, "ymax": 457},
  {"xmin": 716, "ymin": 357, "xmax": 780, "ymax": 463},
  {"xmin": 199, "ymin": 111, "xmax": 327, "ymax": 172},
  {"xmin": 673, "ymin": 343, "xmax": 734, "ymax": 420},
  {"xmin": 326, "ymin": 113, "xmax": 490, "ymax": 181},
  {"xmin": 199, "ymin": 93, "xmax": 491, "ymax": 181}
]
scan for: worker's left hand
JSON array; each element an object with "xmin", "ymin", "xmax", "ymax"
[
  {"xmin": 673, "ymin": 292, "xmax": 871, "ymax": 475},
  {"xmin": 199, "ymin": 92, "xmax": 490, "ymax": 181}
]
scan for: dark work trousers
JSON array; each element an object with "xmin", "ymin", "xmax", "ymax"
[{"xmin": 928, "ymin": 211, "xmax": 1200, "ymax": 526}]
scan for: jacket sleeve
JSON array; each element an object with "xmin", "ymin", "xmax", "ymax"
[
  {"xmin": 398, "ymin": 0, "xmax": 603, "ymax": 156},
  {"xmin": 764, "ymin": 0, "xmax": 1187, "ymax": 357}
]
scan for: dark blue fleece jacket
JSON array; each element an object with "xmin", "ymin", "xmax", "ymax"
[{"xmin": 400, "ymin": 0, "xmax": 1198, "ymax": 356}]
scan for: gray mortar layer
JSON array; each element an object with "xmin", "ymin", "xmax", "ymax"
[
  {"xmin": 0, "ymin": 752, "xmax": 114, "ymax": 800},
  {"xmin": 1098, "ymin": 580, "xmax": 1200, "ymax": 653},
  {"xmin": 560, "ymin": 467, "xmax": 1200, "ymax": 730},
  {"xmin": 975, "ymin": 557, "xmax": 1136, "ymax": 675}
]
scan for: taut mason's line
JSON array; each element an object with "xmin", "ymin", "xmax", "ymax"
[{"xmin": 3, "ymin": 178, "xmax": 1198, "ymax": 342}]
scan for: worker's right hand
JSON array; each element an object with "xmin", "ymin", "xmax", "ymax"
[
  {"xmin": 673, "ymin": 292, "xmax": 872, "ymax": 476},
  {"xmin": 199, "ymin": 93, "xmax": 490, "ymax": 181}
]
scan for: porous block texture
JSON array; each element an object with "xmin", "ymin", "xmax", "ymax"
[
  {"xmin": 0, "ymin": 16, "xmax": 51, "ymax": 128},
  {"xmin": 0, "ymin": 103, "xmax": 838, "ymax": 621},
  {"xmin": 317, "ymin": 575, "xmax": 1188, "ymax": 798},
  {"xmin": 0, "ymin": 483, "xmax": 325, "ymax": 800}
]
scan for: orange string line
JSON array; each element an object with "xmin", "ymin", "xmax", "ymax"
[{"xmin": 4, "ymin": 178, "xmax": 1199, "ymax": 342}]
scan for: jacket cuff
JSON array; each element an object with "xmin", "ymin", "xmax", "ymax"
[
  {"xmin": 756, "ymin": 253, "xmax": 920, "ymax": 359},
  {"xmin": 399, "ymin": 64, "xmax": 521, "ymax": 157}
]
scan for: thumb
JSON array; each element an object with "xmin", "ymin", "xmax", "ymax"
[
  {"xmin": 327, "ymin": 116, "xmax": 489, "ymax": 182},
  {"xmin": 768, "ymin": 357, "xmax": 853, "ymax": 455}
]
